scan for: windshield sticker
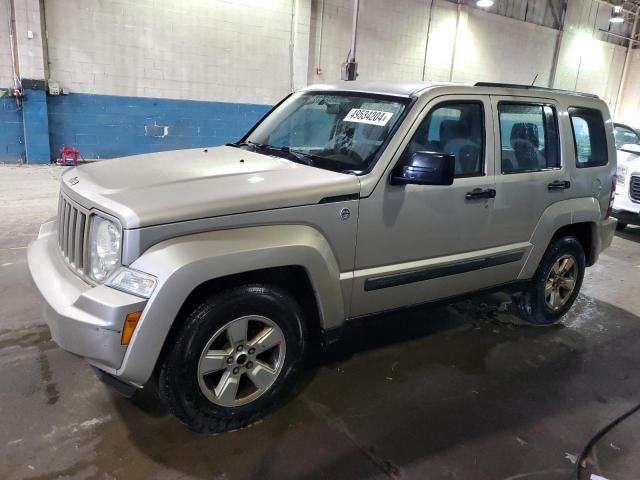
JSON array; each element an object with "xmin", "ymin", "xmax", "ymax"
[{"xmin": 344, "ymin": 109, "xmax": 394, "ymax": 126}]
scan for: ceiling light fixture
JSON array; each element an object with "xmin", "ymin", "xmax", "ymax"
[
  {"xmin": 610, "ymin": 5, "xmax": 624, "ymax": 23},
  {"xmin": 476, "ymin": 0, "xmax": 494, "ymax": 7}
]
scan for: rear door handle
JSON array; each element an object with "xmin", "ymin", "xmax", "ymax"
[
  {"xmin": 465, "ymin": 188, "xmax": 496, "ymax": 200},
  {"xmin": 548, "ymin": 180, "xmax": 571, "ymax": 191}
]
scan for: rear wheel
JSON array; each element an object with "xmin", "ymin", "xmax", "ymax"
[
  {"xmin": 514, "ymin": 237, "xmax": 585, "ymax": 326},
  {"xmin": 158, "ymin": 284, "xmax": 307, "ymax": 433}
]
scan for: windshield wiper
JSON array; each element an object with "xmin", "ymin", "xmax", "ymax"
[
  {"xmin": 228, "ymin": 142, "xmax": 323, "ymax": 167},
  {"xmin": 255, "ymin": 144, "xmax": 318, "ymax": 166},
  {"xmin": 286, "ymin": 149, "xmax": 332, "ymax": 167},
  {"xmin": 226, "ymin": 141, "xmax": 258, "ymax": 150}
]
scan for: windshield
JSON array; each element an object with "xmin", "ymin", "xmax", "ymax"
[
  {"xmin": 241, "ymin": 92, "xmax": 410, "ymax": 173},
  {"xmin": 614, "ymin": 125, "xmax": 640, "ymax": 149}
]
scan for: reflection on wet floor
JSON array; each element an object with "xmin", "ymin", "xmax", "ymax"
[{"xmin": 3, "ymin": 268, "xmax": 640, "ymax": 480}]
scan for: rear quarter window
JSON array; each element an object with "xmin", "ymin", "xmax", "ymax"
[{"xmin": 568, "ymin": 107, "xmax": 608, "ymax": 168}]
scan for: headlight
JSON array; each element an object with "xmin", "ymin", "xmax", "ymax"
[
  {"xmin": 88, "ymin": 216, "xmax": 121, "ymax": 282},
  {"xmin": 106, "ymin": 268, "xmax": 157, "ymax": 298},
  {"xmin": 617, "ymin": 165, "xmax": 627, "ymax": 186}
]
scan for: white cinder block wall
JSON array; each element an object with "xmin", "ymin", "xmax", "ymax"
[
  {"xmin": 618, "ymin": 50, "xmax": 640, "ymax": 126},
  {"xmin": 45, "ymin": 0, "xmax": 310, "ymax": 105},
  {"xmin": 553, "ymin": 0, "xmax": 627, "ymax": 106},
  {"xmin": 310, "ymin": 0, "xmax": 558, "ymax": 86},
  {"xmin": 2, "ymin": 0, "xmax": 639, "ymax": 163},
  {"xmin": 450, "ymin": 7, "xmax": 557, "ymax": 86},
  {"xmin": 311, "ymin": 0, "xmax": 433, "ymax": 83},
  {"xmin": 2, "ymin": 0, "xmax": 635, "ymax": 107},
  {"xmin": 0, "ymin": 4, "xmax": 15, "ymax": 88},
  {"xmin": 13, "ymin": 0, "xmax": 46, "ymax": 82},
  {"xmin": 0, "ymin": 0, "xmax": 47, "ymax": 87},
  {"xmin": 308, "ymin": 0, "xmax": 628, "ymax": 110}
]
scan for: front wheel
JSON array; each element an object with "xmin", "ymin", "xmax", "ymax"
[
  {"xmin": 158, "ymin": 284, "xmax": 307, "ymax": 433},
  {"xmin": 514, "ymin": 236, "xmax": 585, "ymax": 326}
]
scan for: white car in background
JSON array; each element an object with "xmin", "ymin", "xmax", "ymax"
[{"xmin": 612, "ymin": 139, "xmax": 640, "ymax": 231}]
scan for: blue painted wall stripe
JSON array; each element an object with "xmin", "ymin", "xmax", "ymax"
[
  {"xmin": 0, "ymin": 95, "xmax": 25, "ymax": 163},
  {"xmin": 47, "ymin": 93, "xmax": 272, "ymax": 160},
  {"xmin": 22, "ymin": 89, "xmax": 52, "ymax": 164}
]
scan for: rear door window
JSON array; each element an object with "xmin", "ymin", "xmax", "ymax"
[
  {"xmin": 498, "ymin": 103, "xmax": 560, "ymax": 173},
  {"xmin": 568, "ymin": 107, "xmax": 608, "ymax": 168}
]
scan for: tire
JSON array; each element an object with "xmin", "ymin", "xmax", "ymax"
[
  {"xmin": 514, "ymin": 236, "xmax": 585, "ymax": 326},
  {"xmin": 158, "ymin": 284, "xmax": 308, "ymax": 434},
  {"xmin": 616, "ymin": 222, "xmax": 627, "ymax": 231}
]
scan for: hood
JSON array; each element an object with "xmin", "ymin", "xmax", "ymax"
[
  {"xmin": 61, "ymin": 146, "xmax": 361, "ymax": 228},
  {"xmin": 617, "ymin": 148, "xmax": 640, "ymax": 168}
]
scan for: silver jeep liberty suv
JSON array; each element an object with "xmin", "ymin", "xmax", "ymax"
[{"xmin": 28, "ymin": 82, "xmax": 617, "ymax": 433}]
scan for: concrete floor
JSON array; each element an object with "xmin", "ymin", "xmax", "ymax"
[{"xmin": 2, "ymin": 165, "xmax": 640, "ymax": 480}]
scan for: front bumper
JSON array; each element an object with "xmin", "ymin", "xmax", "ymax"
[
  {"xmin": 612, "ymin": 186, "xmax": 640, "ymax": 224},
  {"xmin": 612, "ymin": 209, "xmax": 640, "ymax": 226},
  {"xmin": 27, "ymin": 220, "xmax": 147, "ymax": 373}
]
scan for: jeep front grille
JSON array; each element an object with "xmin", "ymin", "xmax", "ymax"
[
  {"xmin": 57, "ymin": 194, "xmax": 88, "ymax": 271},
  {"xmin": 631, "ymin": 176, "xmax": 640, "ymax": 203}
]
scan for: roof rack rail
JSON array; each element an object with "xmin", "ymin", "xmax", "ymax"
[{"xmin": 473, "ymin": 82, "xmax": 599, "ymax": 99}]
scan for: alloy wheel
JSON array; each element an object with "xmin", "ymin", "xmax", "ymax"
[
  {"xmin": 544, "ymin": 254, "xmax": 578, "ymax": 311},
  {"xmin": 196, "ymin": 315, "xmax": 286, "ymax": 407}
]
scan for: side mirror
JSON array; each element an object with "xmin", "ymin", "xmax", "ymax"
[
  {"xmin": 390, "ymin": 151, "xmax": 455, "ymax": 186},
  {"xmin": 619, "ymin": 143, "xmax": 640, "ymax": 155}
]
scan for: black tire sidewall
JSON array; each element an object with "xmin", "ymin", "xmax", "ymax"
[
  {"xmin": 159, "ymin": 285, "xmax": 306, "ymax": 433},
  {"xmin": 526, "ymin": 237, "xmax": 586, "ymax": 325}
]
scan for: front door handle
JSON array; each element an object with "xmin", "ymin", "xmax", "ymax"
[
  {"xmin": 548, "ymin": 180, "xmax": 571, "ymax": 191},
  {"xmin": 465, "ymin": 188, "xmax": 496, "ymax": 200}
]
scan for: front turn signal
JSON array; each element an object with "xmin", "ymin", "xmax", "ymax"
[{"xmin": 121, "ymin": 311, "xmax": 142, "ymax": 345}]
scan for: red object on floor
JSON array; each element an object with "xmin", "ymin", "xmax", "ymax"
[{"xmin": 56, "ymin": 146, "xmax": 81, "ymax": 166}]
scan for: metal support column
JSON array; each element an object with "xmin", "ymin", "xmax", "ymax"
[{"xmin": 614, "ymin": 11, "xmax": 639, "ymax": 117}]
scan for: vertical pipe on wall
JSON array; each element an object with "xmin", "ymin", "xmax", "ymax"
[
  {"xmin": 340, "ymin": 0, "xmax": 359, "ymax": 80},
  {"xmin": 289, "ymin": 0, "xmax": 296, "ymax": 91},
  {"xmin": 421, "ymin": 0, "xmax": 434, "ymax": 81},
  {"xmin": 6, "ymin": 0, "xmax": 21, "ymax": 92},
  {"xmin": 349, "ymin": 0, "xmax": 360, "ymax": 63},
  {"xmin": 316, "ymin": 0, "xmax": 325, "ymax": 74},
  {"xmin": 614, "ymin": 11, "xmax": 639, "ymax": 117},
  {"xmin": 39, "ymin": 0, "xmax": 50, "ymax": 83},
  {"xmin": 448, "ymin": 0, "xmax": 462, "ymax": 82}
]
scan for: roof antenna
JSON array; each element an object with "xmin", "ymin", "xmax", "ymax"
[{"xmin": 531, "ymin": 73, "xmax": 539, "ymax": 86}]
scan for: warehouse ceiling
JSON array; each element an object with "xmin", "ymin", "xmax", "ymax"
[{"xmin": 443, "ymin": 0, "xmax": 640, "ymax": 46}]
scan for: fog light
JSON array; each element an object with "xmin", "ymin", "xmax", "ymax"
[{"xmin": 121, "ymin": 311, "xmax": 142, "ymax": 345}]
